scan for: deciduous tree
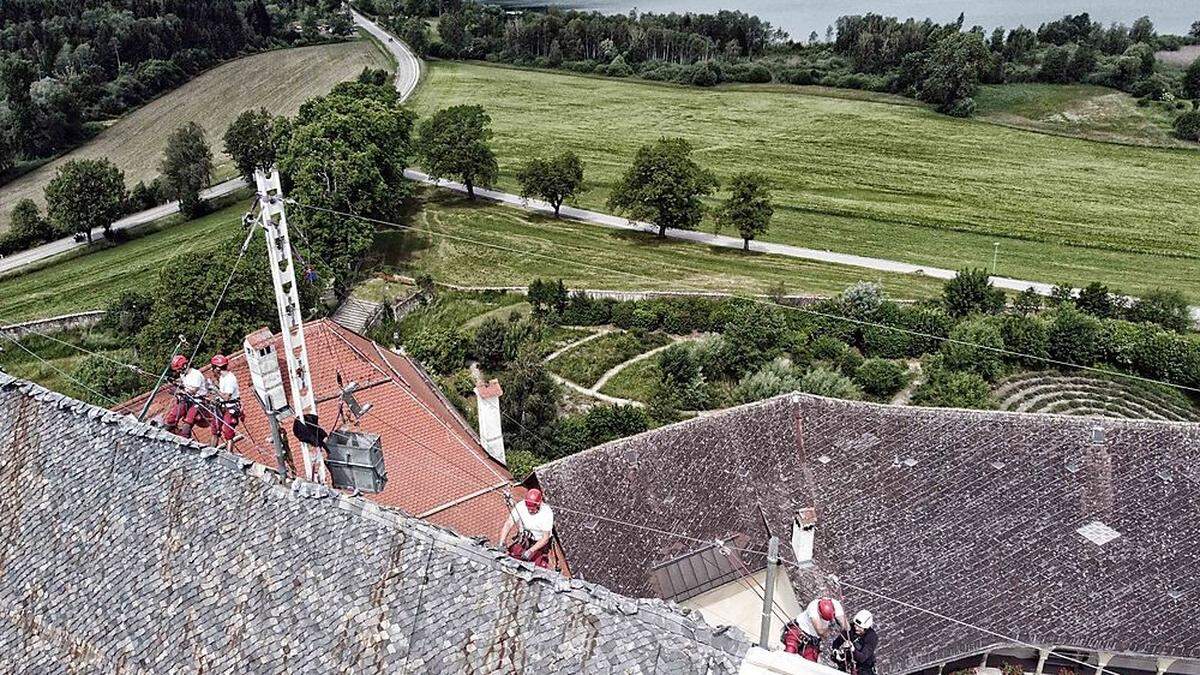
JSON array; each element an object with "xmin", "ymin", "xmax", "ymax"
[
  {"xmin": 607, "ymin": 137, "xmax": 718, "ymax": 237},
  {"xmin": 161, "ymin": 122, "xmax": 214, "ymax": 217},
  {"xmin": 223, "ymin": 108, "xmax": 282, "ymax": 182},
  {"xmin": 44, "ymin": 158, "xmax": 127, "ymax": 244},
  {"xmin": 417, "ymin": 105, "xmax": 498, "ymax": 199},
  {"xmin": 516, "ymin": 151, "xmax": 584, "ymax": 217},
  {"xmin": 942, "ymin": 268, "xmax": 1004, "ymax": 318},
  {"xmin": 715, "ymin": 172, "xmax": 773, "ymax": 250}
]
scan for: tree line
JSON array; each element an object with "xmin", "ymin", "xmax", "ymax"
[{"xmin": 0, "ymin": 0, "xmax": 353, "ymax": 177}]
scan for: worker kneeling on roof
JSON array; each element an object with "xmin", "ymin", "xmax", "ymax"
[
  {"xmin": 832, "ymin": 610, "xmax": 878, "ymax": 675},
  {"xmin": 164, "ymin": 355, "xmax": 209, "ymax": 440},
  {"xmin": 499, "ymin": 489, "xmax": 554, "ymax": 569},
  {"xmin": 781, "ymin": 597, "xmax": 849, "ymax": 661},
  {"xmin": 210, "ymin": 354, "xmax": 241, "ymax": 451}
]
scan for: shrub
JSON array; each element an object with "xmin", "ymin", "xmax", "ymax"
[
  {"xmin": 473, "ymin": 317, "xmax": 508, "ymax": 370},
  {"xmin": 718, "ymin": 302, "xmax": 787, "ymax": 374},
  {"xmin": 690, "ymin": 61, "xmax": 723, "ymax": 87},
  {"xmin": 405, "ymin": 326, "xmax": 469, "ymax": 374},
  {"xmin": 561, "ymin": 292, "xmax": 614, "ymax": 326},
  {"xmin": 99, "ymin": 290, "xmax": 154, "ymax": 338},
  {"xmin": 912, "ymin": 363, "xmax": 993, "ymax": 409},
  {"xmin": 1174, "ymin": 110, "xmax": 1200, "ymax": 141},
  {"xmin": 943, "ymin": 268, "xmax": 1004, "ymax": 318},
  {"xmin": 860, "ymin": 303, "xmax": 912, "ymax": 358},
  {"xmin": 733, "ymin": 357, "xmax": 804, "ymax": 404},
  {"xmin": 941, "ymin": 318, "xmax": 1006, "ymax": 380},
  {"xmin": 839, "ymin": 281, "xmax": 883, "ymax": 318},
  {"xmin": 725, "ymin": 62, "xmax": 772, "ymax": 83},
  {"xmin": 999, "ymin": 315, "xmax": 1048, "ymax": 367},
  {"xmin": 75, "ymin": 355, "xmax": 144, "ymax": 402},
  {"xmin": 1046, "ymin": 307, "xmax": 1103, "ymax": 367},
  {"xmin": 900, "ymin": 305, "xmax": 954, "ymax": 356},
  {"xmin": 1128, "ymin": 289, "xmax": 1191, "ymax": 331},
  {"xmin": 797, "ymin": 367, "xmax": 863, "ymax": 400},
  {"xmin": 854, "ymin": 358, "xmax": 908, "ymax": 398},
  {"xmin": 506, "ymin": 448, "xmax": 541, "ymax": 480}
]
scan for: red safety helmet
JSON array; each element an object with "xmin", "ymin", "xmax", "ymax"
[
  {"xmin": 211, "ymin": 354, "xmax": 229, "ymax": 368},
  {"xmin": 170, "ymin": 355, "xmax": 188, "ymax": 371},
  {"xmin": 818, "ymin": 598, "xmax": 837, "ymax": 622},
  {"xmin": 524, "ymin": 488, "xmax": 544, "ymax": 511}
]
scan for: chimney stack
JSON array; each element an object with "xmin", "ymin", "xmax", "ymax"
[
  {"xmin": 474, "ymin": 379, "xmax": 505, "ymax": 465},
  {"xmin": 791, "ymin": 507, "xmax": 817, "ymax": 565},
  {"xmin": 244, "ymin": 327, "xmax": 288, "ymax": 414}
]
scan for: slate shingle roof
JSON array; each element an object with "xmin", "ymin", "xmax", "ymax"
[
  {"xmin": 0, "ymin": 373, "xmax": 751, "ymax": 673},
  {"xmin": 536, "ymin": 393, "xmax": 1200, "ymax": 673},
  {"xmin": 118, "ymin": 319, "xmax": 513, "ymax": 541}
]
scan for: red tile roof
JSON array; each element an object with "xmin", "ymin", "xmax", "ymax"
[{"xmin": 119, "ymin": 319, "xmax": 514, "ymax": 542}]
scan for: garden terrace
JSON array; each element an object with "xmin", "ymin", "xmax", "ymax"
[{"xmin": 993, "ymin": 371, "xmax": 1200, "ymax": 422}]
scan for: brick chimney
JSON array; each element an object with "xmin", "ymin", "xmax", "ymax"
[
  {"xmin": 474, "ymin": 379, "xmax": 505, "ymax": 465},
  {"xmin": 791, "ymin": 507, "xmax": 817, "ymax": 565}
]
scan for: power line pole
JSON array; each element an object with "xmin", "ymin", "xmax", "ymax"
[
  {"xmin": 253, "ymin": 169, "xmax": 324, "ymax": 483},
  {"xmin": 759, "ymin": 536, "xmax": 779, "ymax": 647}
]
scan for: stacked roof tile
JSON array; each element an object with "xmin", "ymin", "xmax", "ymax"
[
  {"xmin": 537, "ymin": 393, "xmax": 1200, "ymax": 672},
  {"xmin": 119, "ymin": 319, "xmax": 512, "ymax": 541},
  {"xmin": 0, "ymin": 374, "xmax": 751, "ymax": 672}
]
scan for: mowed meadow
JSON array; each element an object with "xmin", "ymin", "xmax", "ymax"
[
  {"xmin": 410, "ymin": 62, "xmax": 1200, "ymax": 301},
  {"xmin": 0, "ymin": 40, "xmax": 391, "ymax": 231}
]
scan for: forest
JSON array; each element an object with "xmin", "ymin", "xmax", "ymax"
[{"xmin": 0, "ymin": 0, "xmax": 351, "ymax": 175}]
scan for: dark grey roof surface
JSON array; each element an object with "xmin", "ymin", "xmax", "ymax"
[
  {"xmin": 0, "ymin": 374, "xmax": 751, "ymax": 673},
  {"xmin": 537, "ymin": 393, "xmax": 1200, "ymax": 673}
]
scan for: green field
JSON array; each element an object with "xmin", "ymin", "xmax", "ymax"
[
  {"xmin": 0, "ymin": 201, "xmax": 244, "ymax": 322},
  {"xmin": 384, "ymin": 191, "xmax": 946, "ymax": 298},
  {"xmin": 0, "ymin": 330, "xmax": 133, "ymax": 405},
  {"xmin": 0, "ymin": 39, "xmax": 390, "ymax": 231},
  {"xmin": 599, "ymin": 356, "xmax": 660, "ymax": 403},
  {"xmin": 974, "ymin": 83, "xmax": 1191, "ymax": 147},
  {"xmin": 410, "ymin": 62, "xmax": 1200, "ymax": 302}
]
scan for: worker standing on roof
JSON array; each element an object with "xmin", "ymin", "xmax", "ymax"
[
  {"xmin": 164, "ymin": 355, "xmax": 208, "ymax": 440},
  {"xmin": 781, "ymin": 597, "xmax": 849, "ymax": 661},
  {"xmin": 499, "ymin": 489, "xmax": 554, "ymax": 568},
  {"xmin": 210, "ymin": 354, "xmax": 241, "ymax": 450},
  {"xmin": 832, "ymin": 610, "xmax": 878, "ymax": 675}
]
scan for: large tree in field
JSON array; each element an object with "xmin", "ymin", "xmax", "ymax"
[
  {"xmin": 516, "ymin": 151, "xmax": 584, "ymax": 217},
  {"xmin": 44, "ymin": 158, "xmax": 127, "ymax": 244},
  {"xmin": 608, "ymin": 137, "xmax": 718, "ymax": 237},
  {"xmin": 278, "ymin": 85, "xmax": 416, "ymax": 293},
  {"xmin": 716, "ymin": 172, "xmax": 773, "ymax": 251},
  {"xmin": 161, "ymin": 121, "xmax": 214, "ymax": 217},
  {"xmin": 223, "ymin": 108, "xmax": 282, "ymax": 182},
  {"xmin": 417, "ymin": 104, "xmax": 497, "ymax": 199},
  {"xmin": 918, "ymin": 31, "xmax": 989, "ymax": 117}
]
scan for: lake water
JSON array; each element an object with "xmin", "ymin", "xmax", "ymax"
[{"xmin": 497, "ymin": 0, "xmax": 1196, "ymax": 42}]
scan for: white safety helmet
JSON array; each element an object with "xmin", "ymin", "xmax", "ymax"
[{"xmin": 853, "ymin": 610, "xmax": 874, "ymax": 630}]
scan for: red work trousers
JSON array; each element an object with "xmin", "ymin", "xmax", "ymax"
[{"xmin": 507, "ymin": 540, "xmax": 549, "ymax": 568}]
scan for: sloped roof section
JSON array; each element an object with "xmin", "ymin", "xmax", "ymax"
[
  {"xmin": 538, "ymin": 393, "xmax": 1200, "ymax": 672},
  {"xmin": 0, "ymin": 375, "xmax": 750, "ymax": 673},
  {"xmin": 119, "ymin": 319, "xmax": 512, "ymax": 541}
]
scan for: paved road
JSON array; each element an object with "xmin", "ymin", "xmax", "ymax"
[{"xmin": 0, "ymin": 12, "xmax": 420, "ymax": 279}]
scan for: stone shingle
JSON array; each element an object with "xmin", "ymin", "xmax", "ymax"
[{"xmin": 0, "ymin": 374, "xmax": 750, "ymax": 673}]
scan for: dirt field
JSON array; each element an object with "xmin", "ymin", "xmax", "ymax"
[{"xmin": 0, "ymin": 40, "xmax": 390, "ymax": 231}]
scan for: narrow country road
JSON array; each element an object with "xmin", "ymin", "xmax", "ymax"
[{"xmin": 0, "ymin": 12, "xmax": 421, "ymax": 279}]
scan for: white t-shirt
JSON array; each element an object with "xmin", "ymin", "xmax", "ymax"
[
  {"xmin": 512, "ymin": 501, "xmax": 555, "ymax": 540},
  {"xmin": 796, "ymin": 598, "xmax": 846, "ymax": 637},
  {"xmin": 216, "ymin": 371, "xmax": 240, "ymax": 400},
  {"xmin": 181, "ymin": 368, "xmax": 207, "ymax": 396}
]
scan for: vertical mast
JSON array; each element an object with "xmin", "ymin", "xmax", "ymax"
[{"xmin": 254, "ymin": 169, "xmax": 323, "ymax": 482}]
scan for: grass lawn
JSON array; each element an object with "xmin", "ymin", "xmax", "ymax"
[
  {"xmin": 0, "ymin": 201, "xmax": 245, "ymax": 322},
  {"xmin": 547, "ymin": 330, "xmax": 671, "ymax": 388},
  {"xmin": 0, "ymin": 40, "xmax": 391, "ymax": 231},
  {"xmin": 396, "ymin": 289, "xmax": 527, "ymax": 342},
  {"xmin": 385, "ymin": 191, "xmax": 948, "ymax": 299},
  {"xmin": 599, "ymin": 356, "xmax": 660, "ymax": 402},
  {"xmin": 974, "ymin": 83, "xmax": 1191, "ymax": 148},
  {"xmin": 410, "ymin": 62, "xmax": 1200, "ymax": 302},
  {"xmin": 0, "ymin": 330, "xmax": 133, "ymax": 405}
]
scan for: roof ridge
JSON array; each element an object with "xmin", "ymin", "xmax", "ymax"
[{"xmin": 0, "ymin": 370, "xmax": 747, "ymax": 657}]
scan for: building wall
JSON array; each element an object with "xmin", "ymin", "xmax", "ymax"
[{"xmin": 684, "ymin": 569, "xmax": 803, "ymax": 651}]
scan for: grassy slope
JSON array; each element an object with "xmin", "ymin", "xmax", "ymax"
[
  {"xmin": 974, "ymin": 83, "xmax": 1190, "ymax": 147},
  {"xmin": 0, "ymin": 40, "xmax": 390, "ymax": 231},
  {"xmin": 0, "ymin": 202, "xmax": 244, "ymax": 322},
  {"xmin": 385, "ymin": 191, "xmax": 947, "ymax": 298},
  {"xmin": 547, "ymin": 330, "xmax": 670, "ymax": 388},
  {"xmin": 599, "ymin": 356, "xmax": 659, "ymax": 402},
  {"xmin": 410, "ymin": 62, "xmax": 1200, "ymax": 301}
]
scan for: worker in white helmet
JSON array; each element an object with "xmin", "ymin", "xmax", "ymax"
[{"xmin": 832, "ymin": 610, "xmax": 878, "ymax": 675}]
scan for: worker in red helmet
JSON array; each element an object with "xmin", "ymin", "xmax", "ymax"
[
  {"xmin": 499, "ymin": 488, "xmax": 555, "ymax": 569},
  {"xmin": 210, "ymin": 354, "xmax": 241, "ymax": 450},
  {"xmin": 782, "ymin": 596, "xmax": 849, "ymax": 661},
  {"xmin": 163, "ymin": 354, "xmax": 209, "ymax": 440}
]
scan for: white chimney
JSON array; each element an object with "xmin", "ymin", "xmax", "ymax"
[
  {"xmin": 244, "ymin": 327, "xmax": 288, "ymax": 414},
  {"xmin": 791, "ymin": 507, "xmax": 817, "ymax": 565},
  {"xmin": 474, "ymin": 379, "xmax": 505, "ymax": 465}
]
